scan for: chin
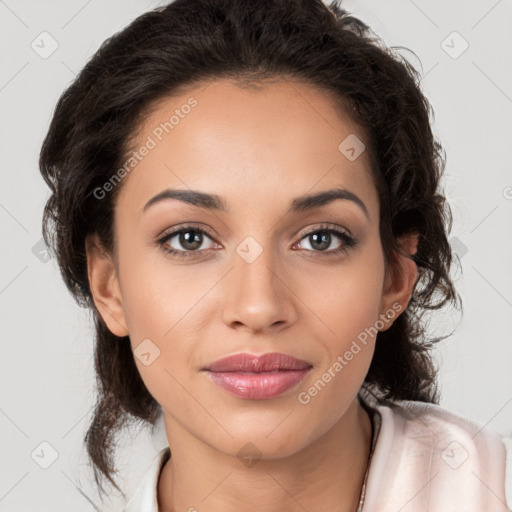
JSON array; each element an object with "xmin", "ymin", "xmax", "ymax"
[{"xmin": 209, "ymin": 423, "xmax": 314, "ymax": 462}]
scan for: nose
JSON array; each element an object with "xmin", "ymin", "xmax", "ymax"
[{"xmin": 221, "ymin": 239, "xmax": 298, "ymax": 335}]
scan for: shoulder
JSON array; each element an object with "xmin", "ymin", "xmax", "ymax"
[
  {"xmin": 361, "ymin": 393, "xmax": 511, "ymax": 511},
  {"xmin": 382, "ymin": 397, "xmax": 504, "ymax": 454},
  {"xmin": 123, "ymin": 446, "xmax": 170, "ymax": 512}
]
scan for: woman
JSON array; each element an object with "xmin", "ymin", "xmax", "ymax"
[{"xmin": 39, "ymin": 0, "xmax": 511, "ymax": 510}]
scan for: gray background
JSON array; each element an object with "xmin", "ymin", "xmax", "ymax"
[{"xmin": 1, "ymin": 0, "xmax": 511, "ymax": 510}]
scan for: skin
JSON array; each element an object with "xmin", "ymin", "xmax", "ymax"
[{"xmin": 86, "ymin": 78, "xmax": 418, "ymax": 512}]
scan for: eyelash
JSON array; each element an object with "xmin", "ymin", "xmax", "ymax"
[{"xmin": 156, "ymin": 223, "xmax": 357, "ymax": 259}]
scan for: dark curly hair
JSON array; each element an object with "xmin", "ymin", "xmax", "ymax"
[{"xmin": 39, "ymin": 0, "xmax": 462, "ymax": 499}]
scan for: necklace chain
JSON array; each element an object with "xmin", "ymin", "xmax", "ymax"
[{"xmin": 356, "ymin": 395, "xmax": 381, "ymax": 512}]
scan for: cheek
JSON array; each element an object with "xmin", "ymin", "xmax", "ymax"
[
  {"xmin": 292, "ymin": 242, "xmax": 384, "ymax": 403},
  {"xmin": 118, "ymin": 244, "xmax": 210, "ymax": 341},
  {"xmin": 116, "ymin": 247, "xmax": 218, "ymax": 399},
  {"xmin": 293, "ymin": 242, "xmax": 385, "ymax": 344},
  {"xmin": 293, "ymin": 265, "xmax": 383, "ymax": 434}
]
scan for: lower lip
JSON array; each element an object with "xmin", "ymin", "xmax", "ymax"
[{"xmin": 204, "ymin": 369, "xmax": 312, "ymax": 400}]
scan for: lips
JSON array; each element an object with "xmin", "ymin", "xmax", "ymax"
[
  {"xmin": 202, "ymin": 352, "xmax": 313, "ymax": 373},
  {"xmin": 202, "ymin": 352, "xmax": 313, "ymax": 400}
]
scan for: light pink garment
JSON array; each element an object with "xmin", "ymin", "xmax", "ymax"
[
  {"xmin": 362, "ymin": 397, "xmax": 511, "ymax": 511},
  {"xmin": 123, "ymin": 394, "xmax": 512, "ymax": 511}
]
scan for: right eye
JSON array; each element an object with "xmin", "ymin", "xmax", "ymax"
[{"xmin": 157, "ymin": 225, "xmax": 219, "ymax": 258}]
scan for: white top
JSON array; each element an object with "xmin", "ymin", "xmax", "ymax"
[{"xmin": 123, "ymin": 391, "xmax": 512, "ymax": 511}]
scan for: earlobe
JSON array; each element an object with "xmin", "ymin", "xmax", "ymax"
[
  {"xmin": 85, "ymin": 233, "xmax": 129, "ymax": 337},
  {"xmin": 379, "ymin": 232, "xmax": 419, "ymax": 331}
]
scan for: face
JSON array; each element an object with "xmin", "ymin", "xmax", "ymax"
[{"xmin": 88, "ymin": 78, "xmax": 410, "ymax": 460}]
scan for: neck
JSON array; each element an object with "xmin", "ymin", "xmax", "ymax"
[{"xmin": 158, "ymin": 397, "xmax": 373, "ymax": 512}]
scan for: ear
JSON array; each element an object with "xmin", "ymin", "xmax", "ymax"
[
  {"xmin": 85, "ymin": 233, "xmax": 129, "ymax": 337},
  {"xmin": 378, "ymin": 232, "xmax": 419, "ymax": 331}
]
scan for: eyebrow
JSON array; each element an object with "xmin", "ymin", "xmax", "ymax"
[{"xmin": 142, "ymin": 187, "xmax": 369, "ymax": 219}]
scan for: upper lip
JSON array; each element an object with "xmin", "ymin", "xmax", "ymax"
[{"xmin": 202, "ymin": 352, "xmax": 313, "ymax": 372}]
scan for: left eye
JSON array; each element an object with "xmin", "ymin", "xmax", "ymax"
[{"xmin": 296, "ymin": 228, "xmax": 352, "ymax": 253}]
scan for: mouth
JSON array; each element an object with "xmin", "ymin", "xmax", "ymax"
[{"xmin": 201, "ymin": 352, "xmax": 313, "ymax": 400}]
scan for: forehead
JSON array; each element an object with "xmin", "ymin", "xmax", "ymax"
[{"xmin": 117, "ymin": 78, "xmax": 379, "ymax": 221}]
